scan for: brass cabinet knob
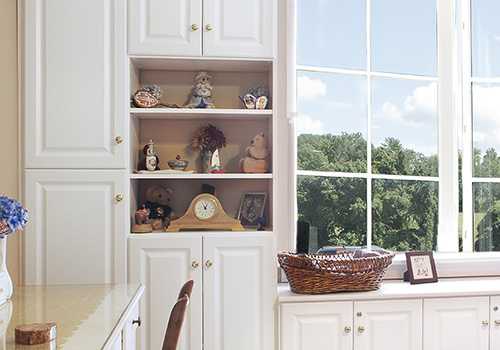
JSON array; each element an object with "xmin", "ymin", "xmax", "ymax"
[
  {"xmin": 358, "ymin": 326, "xmax": 365, "ymax": 333},
  {"xmin": 206, "ymin": 260, "xmax": 213, "ymax": 267},
  {"xmin": 115, "ymin": 194, "xmax": 123, "ymax": 202},
  {"xmin": 495, "ymin": 320, "xmax": 500, "ymax": 326},
  {"xmin": 191, "ymin": 23, "xmax": 199, "ymax": 31},
  {"xmin": 494, "ymin": 306, "xmax": 499, "ymax": 311},
  {"xmin": 115, "ymin": 136, "xmax": 123, "ymax": 144},
  {"xmin": 132, "ymin": 317, "xmax": 142, "ymax": 327},
  {"xmin": 205, "ymin": 24, "xmax": 213, "ymax": 31},
  {"xmin": 192, "ymin": 261, "xmax": 199, "ymax": 268},
  {"xmin": 344, "ymin": 326, "xmax": 351, "ymax": 333},
  {"xmin": 482, "ymin": 320, "xmax": 489, "ymax": 327},
  {"xmin": 356, "ymin": 312, "xmax": 362, "ymax": 317}
]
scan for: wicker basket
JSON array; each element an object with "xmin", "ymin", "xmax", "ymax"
[{"xmin": 278, "ymin": 250, "xmax": 395, "ymax": 294}]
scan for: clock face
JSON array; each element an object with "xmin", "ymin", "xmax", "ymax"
[{"xmin": 194, "ymin": 197, "xmax": 218, "ymax": 220}]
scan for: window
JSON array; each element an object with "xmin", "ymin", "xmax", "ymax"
[{"xmin": 293, "ymin": 0, "xmax": 500, "ymax": 254}]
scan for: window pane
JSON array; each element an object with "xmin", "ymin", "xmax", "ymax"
[
  {"xmin": 297, "ymin": 0, "xmax": 366, "ymax": 70},
  {"xmin": 472, "ymin": 83, "xmax": 500, "ymax": 177},
  {"xmin": 474, "ymin": 182, "xmax": 500, "ymax": 251},
  {"xmin": 371, "ymin": 77, "xmax": 438, "ymax": 176},
  {"xmin": 297, "ymin": 176, "xmax": 367, "ymax": 253},
  {"xmin": 471, "ymin": 0, "xmax": 500, "ymax": 77},
  {"xmin": 372, "ymin": 179, "xmax": 438, "ymax": 251},
  {"xmin": 297, "ymin": 71, "xmax": 367, "ymax": 173},
  {"xmin": 371, "ymin": 0, "xmax": 436, "ymax": 76}
]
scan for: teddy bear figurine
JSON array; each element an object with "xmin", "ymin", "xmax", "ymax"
[
  {"xmin": 239, "ymin": 133, "xmax": 270, "ymax": 173},
  {"xmin": 143, "ymin": 185, "xmax": 177, "ymax": 230},
  {"xmin": 186, "ymin": 71, "xmax": 215, "ymax": 109}
]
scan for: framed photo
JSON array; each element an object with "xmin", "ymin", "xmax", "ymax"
[
  {"xmin": 405, "ymin": 251, "xmax": 438, "ymax": 284},
  {"xmin": 237, "ymin": 192, "xmax": 267, "ymax": 227}
]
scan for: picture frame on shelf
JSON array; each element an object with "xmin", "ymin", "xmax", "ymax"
[
  {"xmin": 237, "ymin": 192, "xmax": 267, "ymax": 227},
  {"xmin": 404, "ymin": 251, "xmax": 438, "ymax": 284}
]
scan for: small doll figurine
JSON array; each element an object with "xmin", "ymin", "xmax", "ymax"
[{"xmin": 186, "ymin": 71, "xmax": 215, "ymax": 108}]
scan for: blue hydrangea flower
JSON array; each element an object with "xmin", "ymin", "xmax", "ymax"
[{"xmin": 0, "ymin": 195, "xmax": 28, "ymax": 238}]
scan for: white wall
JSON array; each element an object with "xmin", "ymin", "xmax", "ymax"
[{"xmin": 0, "ymin": 0, "xmax": 21, "ymax": 286}]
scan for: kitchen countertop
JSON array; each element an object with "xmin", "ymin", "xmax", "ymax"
[{"xmin": 0, "ymin": 283, "xmax": 144, "ymax": 349}]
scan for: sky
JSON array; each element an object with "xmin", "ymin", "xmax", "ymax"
[{"xmin": 296, "ymin": 0, "xmax": 500, "ymax": 157}]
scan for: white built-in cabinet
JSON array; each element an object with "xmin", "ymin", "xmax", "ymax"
[
  {"xmin": 20, "ymin": 0, "xmax": 128, "ymax": 284},
  {"xmin": 281, "ymin": 299, "xmax": 422, "ymax": 350},
  {"xmin": 129, "ymin": 232, "xmax": 275, "ymax": 350},
  {"xmin": 280, "ymin": 285, "xmax": 500, "ymax": 350},
  {"xmin": 128, "ymin": 0, "xmax": 275, "ymax": 58}
]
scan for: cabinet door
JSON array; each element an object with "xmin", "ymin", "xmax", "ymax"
[
  {"xmin": 354, "ymin": 299, "xmax": 422, "ymax": 350},
  {"xmin": 203, "ymin": 233, "xmax": 275, "ymax": 350},
  {"xmin": 20, "ymin": 0, "xmax": 126, "ymax": 168},
  {"xmin": 491, "ymin": 296, "xmax": 500, "ymax": 350},
  {"xmin": 23, "ymin": 169, "xmax": 127, "ymax": 285},
  {"xmin": 122, "ymin": 302, "xmax": 140, "ymax": 350},
  {"xmin": 203, "ymin": 0, "xmax": 275, "ymax": 58},
  {"xmin": 423, "ymin": 297, "xmax": 489, "ymax": 350},
  {"xmin": 281, "ymin": 302, "xmax": 352, "ymax": 350},
  {"xmin": 128, "ymin": 0, "xmax": 202, "ymax": 56},
  {"xmin": 128, "ymin": 234, "xmax": 202, "ymax": 350}
]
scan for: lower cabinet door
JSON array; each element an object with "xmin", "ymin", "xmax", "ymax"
[
  {"xmin": 491, "ymin": 296, "xmax": 500, "ymax": 349},
  {"xmin": 202, "ymin": 233, "xmax": 275, "ymax": 350},
  {"xmin": 128, "ymin": 234, "xmax": 203, "ymax": 350},
  {"xmin": 354, "ymin": 299, "xmax": 422, "ymax": 350},
  {"xmin": 281, "ymin": 301, "xmax": 353, "ymax": 350},
  {"xmin": 423, "ymin": 296, "xmax": 489, "ymax": 350}
]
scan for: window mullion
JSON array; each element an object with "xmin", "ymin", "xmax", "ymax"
[
  {"xmin": 460, "ymin": 0, "xmax": 473, "ymax": 252},
  {"xmin": 437, "ymin": 0, "xmax": 460, "ymax": 252},
  {"xmin": 366, "ymin": 0, "xmax": 373, "ymax": 249}
]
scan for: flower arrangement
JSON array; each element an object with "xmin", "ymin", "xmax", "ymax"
[
  {"xmin": 0, "ymin": 195, "xmax": 28, "ymax": 238},
  {"xmin": 190, "ymin": 124, "xmax": 227, "ymax": 153}
]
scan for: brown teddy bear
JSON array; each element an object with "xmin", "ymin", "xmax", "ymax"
[
  {"xmin": 143, "ymin": 185, "xmax": 177, "ymax": 230},
  {"xmin": 239, "ymin": 133, "xmax": 270, "ymax": 173}
]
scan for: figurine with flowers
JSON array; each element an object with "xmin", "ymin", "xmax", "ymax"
[
  {"xmin": 190, "ymin": 124, "xmax": 227, "ymax": 173},
  {"xmin": 0, "ymin": 195, "xmax": 28, "ymax": 301}
]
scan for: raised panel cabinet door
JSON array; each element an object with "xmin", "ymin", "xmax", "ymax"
[
  {"xmin": 491, "ymin": 296, "xmax": 500, "ymax": 349},
  {"xmin": 20, "ymin": 0, "xmax": 127, "ymax": 168},
  {"xmin": 203, "ymin": 0, "xmax": 275, "ymax": 58},
  {"xmin": 354, "ymin": 299, "xmax": 422, "ymax": 350},
  {"xmin": 202, "ymin": 233, "xmax": 275, "ymax": 350},
  {"xmin": 281, "ymin": 302, "xmax": 353, "ymax": 350},
  {"xmin": 128, "ymin": 234, "xmax": 202, "ymax": 350},
  {"xmin": 23, "ymin": 169, "xmax": 127, "ymax": 285},
  {"xmin": 128, "ymin": 0, "xmax": 202, "ymax": 56},
  {"xmin": 423, "ymin": 297, "xmax": 489, "ymax": 350}
]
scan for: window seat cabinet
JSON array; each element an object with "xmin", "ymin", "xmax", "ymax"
[{"xmin": 278, "ymin": 278, "xmax": 500, "ymax": 350}]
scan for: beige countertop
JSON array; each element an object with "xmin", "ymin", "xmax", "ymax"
[{"xmin": 0, "ymin": 283, "xmax": 143, "ymax": 349}]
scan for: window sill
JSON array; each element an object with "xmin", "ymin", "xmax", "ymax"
[{"xmin": 385, "ymin": 251, "xmax": 500, "ymax": 279}]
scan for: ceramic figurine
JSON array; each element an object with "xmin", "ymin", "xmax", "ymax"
[
  {"xmin": 146, "ymin": 139, "xmax": 157, "ymax": 171},
  {"xmin": 186, "ymin": 71, "xmax": 215, "ymax": 108}
]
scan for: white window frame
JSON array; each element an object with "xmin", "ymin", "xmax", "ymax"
[{"xmin": 283, "ymin": 0, "xmax": 500, "ymax": 278}]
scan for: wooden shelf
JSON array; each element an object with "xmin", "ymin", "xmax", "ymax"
[
  {"xmin": 130, "ymin": 108, "xmax": 272, "ymax": 120},
  {"xmin": 130, "ymin": 172, "xmax": 273, "ymax": 180}
]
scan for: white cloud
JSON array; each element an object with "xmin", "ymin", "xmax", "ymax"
[
  {"xmin": 472, "ymin": 85, "xmax": 500, "ymax": 153},
  {"xmin": 374, "ymin": 82, "xmax": 437, "ymax": 127},
  {"xmin": 297, "ymin": 75, "xmax": 327, "ymax": 101},
  {"xmin": 495, "ymin": 35, "xmax": 500, "ymax": 41},
  {"xmin": 296, "ymin": 114, "xmax": 324, "ymax": 135}
]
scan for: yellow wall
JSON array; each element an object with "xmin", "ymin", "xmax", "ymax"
[{"xmin": 0, "ymin": 0, "xmax": 21, "ymax": 286}]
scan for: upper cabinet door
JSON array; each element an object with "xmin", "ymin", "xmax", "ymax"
[
  {"xmin": 203, "ymin": 0, "xmax": 275, "ymax": 58},
  {"xmin": 128, "ymin": 0, "xmax": 202, "ymax": 56},
  {"xmin": 20, "ymin": 0, "xmax": 127, "ymax": 169},
  {"xmin": 128, "ymin": 0, "xmax": 275, "ymax": 58}
]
